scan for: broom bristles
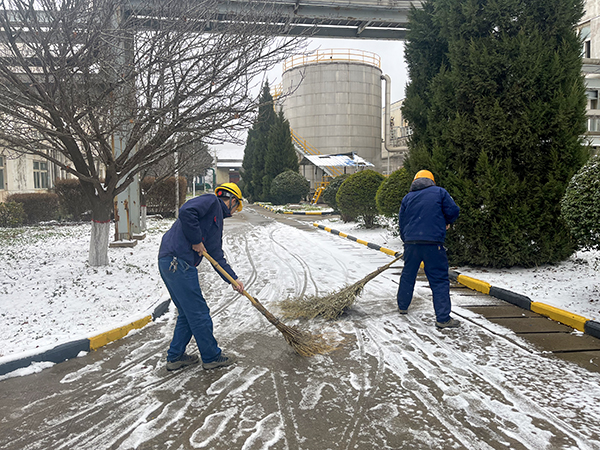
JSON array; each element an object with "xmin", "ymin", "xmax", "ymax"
[
  {"xmin": 279, "ymin": 255, "xmax": 402, "ymax": 321},
  {"xmin": 249, "ymin": 294, "xmax": 337, "ymax": 356}
]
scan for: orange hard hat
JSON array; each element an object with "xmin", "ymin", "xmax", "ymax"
[{"xmin": 414, "ymin": 170, "xmax": 435, "ymax": 183}]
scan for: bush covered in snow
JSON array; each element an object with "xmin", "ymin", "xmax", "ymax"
[{"xmin": 561, "ymin": 156, "xmax": 600, "ymax": 250}]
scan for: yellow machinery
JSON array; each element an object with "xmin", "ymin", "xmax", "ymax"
[{"xmin": 311, "ymin": 181, "xmax": 330, "ymax": 204}]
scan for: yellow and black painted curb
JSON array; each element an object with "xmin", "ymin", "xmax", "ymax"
[
  {"xmin": 312, "ymin": 223, "xmax": 401, "ymax": 257},
  {"xmin": 449, "ymin": 270, "xmax": 600, "ymax": 340},
  {"xmin": 257, "ymin": 203, "xmax": 334, "ymax": 215},
  {"xmin": 0, "ymin": 300, "xmax": 171, "ymax": 377},
  {"xmin": 311, "ymin": 223, "xmax": 600, "ymax": 341}
]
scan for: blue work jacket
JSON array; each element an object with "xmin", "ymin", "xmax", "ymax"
[
  {"xmin": 158, "ymin": 194, "xmax": 237, "ymax": 283},
  {"xmin": 399, "ymin": 178, "xmax": 460, "ymax": 245}
]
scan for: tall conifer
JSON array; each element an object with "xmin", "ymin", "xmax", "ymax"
[
  {"xmin": 263, "ymin": 110, "xmax": 299, "ymax": 200},
  {"xmin": 403, "ymin": 0, "xmax": 589, "ymax": 267},
  {"xmin": 242, "ymin": 81, "xmax": 276, "ymax": 202}
]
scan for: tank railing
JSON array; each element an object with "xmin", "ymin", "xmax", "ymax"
[
  {"xmin": 290, "ymin": 129, "xmax": 343, "ymax": 178},
  {"xmin": 283, "ymin": 49, "xmax": 381, "ymax": 73},
  {"xmin": 271, "ymin": 82, "xmax": 283, "ymax": 99}
]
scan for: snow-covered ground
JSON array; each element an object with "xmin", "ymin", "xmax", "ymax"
[
  {"xmin": 3, "ymin": 206, "xmax": 600, "ymax": 450},
  {"xmin": 1, "ymin": 208, "xmax": 599, "ymax": 374}
]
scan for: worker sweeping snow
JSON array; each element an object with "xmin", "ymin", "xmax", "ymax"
[
  {"xmin": 396, "ymin": 170, "xmax": 461, "ymax": 329},
  {"xmin": 158, "ymin": 183, "xmax": 244, "ymax": 371}
]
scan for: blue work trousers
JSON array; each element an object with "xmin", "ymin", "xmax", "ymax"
[
  {"xmin": 397, "ymin": 243, "xmax": 452, "ymax": 323},
  {"xmin": 159, "ymin": 256, "xmax": 222, "ymax": 364}
]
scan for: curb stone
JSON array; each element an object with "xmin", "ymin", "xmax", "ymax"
[
  {"xmin": 312, "ymin": 223, "xmax": 401, "ymax": 257},
  {"xmin": 447, "ymin": 270, "xmax": 600, "ymax": 340},
  {"xmin": 0, "ymin": 299, "xmax": 171, "ymax": 377},
  {"xmin": 256, "ymin": 203, "xmax": 334, "ymax": 215}
]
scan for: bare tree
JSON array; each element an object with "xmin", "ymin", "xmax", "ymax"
[
  {"xmin": 0, "ymin": 0, "xmax": 307, "ymax": 265},
  {"xmin": 143, "ymin": 135, "xmax": 213, "ymax": 184}
]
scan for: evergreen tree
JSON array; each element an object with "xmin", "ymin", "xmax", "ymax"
[
  {"xmin": 402, "ymin": 0, "xmax": 589, "ymax": 267},
  {"xmin": 242, "ymin": 127, "xmax": 257, "ymax": 201},
  {"xmin": 241, "ymin": 81, "xmax": 277, "ymax": 202},
  {"xmin": 263, "ymin": 110, "xmax": 299, "ymax": 200}
]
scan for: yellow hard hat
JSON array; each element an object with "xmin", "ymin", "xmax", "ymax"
[
  {"xmin": 215, "ymin": 182, "xmax": 243, "ymax": 212},
  {"xmin": 414, "ymin": 170, "xmax": 435, "ymax": 183}
]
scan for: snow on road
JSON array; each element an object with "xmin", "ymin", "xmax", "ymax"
[{"xmin": 2, "ymin": 206, "xmax": 600, "ymax": 449}]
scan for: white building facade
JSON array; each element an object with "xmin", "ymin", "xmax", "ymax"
[{"xmin": 580, "ymin": 0, "xmax": 600, "ymax": 154}]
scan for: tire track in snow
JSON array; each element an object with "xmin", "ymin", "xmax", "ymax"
[{"xmin": 340, "ymin": 324, "xmax": 386, "ymax": 450}]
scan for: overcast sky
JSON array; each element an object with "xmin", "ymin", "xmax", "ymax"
[{"xmin": 216, "ymin": 37, "xmax": 408, "ymax": 156}]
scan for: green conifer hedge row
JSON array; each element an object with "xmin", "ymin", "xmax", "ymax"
[{"xmin": 401, "ymin": 0, "xmax": 589, "ymax": 268}]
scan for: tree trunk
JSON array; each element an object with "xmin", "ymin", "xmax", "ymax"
[{"xmin": 88, "ymin": 198, "xmax": 113, "ymax": 267}]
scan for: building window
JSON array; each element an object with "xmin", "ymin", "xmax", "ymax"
[
  {"xmin": 581, "ymin": 26, "xmax": 591, "ymax": 58},
  {"xmin": 0, "ymin": 156, "xmax": 5, "ymax": 190},
  {"xmin": 585, "ymin": 40, "xmax": 592, "ymax": 59},
  {"xmin": 33, "ymin": 160, "xmax": 49, "ymax": 189}
]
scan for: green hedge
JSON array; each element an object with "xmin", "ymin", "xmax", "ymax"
[
  {"xmin": 142, "ymin": 176, "xmax": 187, "ymax": 215},
  {"xmin": 270, "ymin": 170, "xmax": 310, "ymax": 205},
  {"xmin": 6, "ymin": 192, "xmax": 59, "ymax": 224},
  {"xmin": 376, "ymin": 168, "xmax": 412, "ymax": 218},
  {"xmin": 336, "ymin": 169, "xmax": 384, "ymax": 228},
  {"xmin": 561, "ymin": 156, "xmax": 600, "ymax": 250},
  {"xmin": 322, "ymin": 174, "xmax": 349, "ymax": 211},
  {"xmin": 0, "ymin": 201, "xmax": 26, "ymax": 227},
  {"xmin": 54, "ymin": 178, "xmax": 92, "ymax": 220}
]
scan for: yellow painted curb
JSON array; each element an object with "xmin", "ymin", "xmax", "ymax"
[
  {"xmin": 89, "ymin": 315, "xmax": 152, "ymax": 351},
  {"xmin": 530, "ymin": 302, "xmax": 587, "ymax": 332},
  {"xmin": 456, "ymin": 274, "xmax": 491, "ymax": 295},
  {"xmin": 381, "ymin": 247, "xmax": 397, "ymax": 256},
  {"xmin": 356, "ymin": 238, "xmax": 368, "ymax": 246}
]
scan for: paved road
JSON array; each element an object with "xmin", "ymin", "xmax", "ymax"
[{"xmin": 1, "ymin": 205, "xmax": 600, "ymax": 449}]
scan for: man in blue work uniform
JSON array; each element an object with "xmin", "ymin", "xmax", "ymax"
[
  {"xmin": 397, "ymin": 170, "xmax": 461, "ymax": 328},
  {"xmin": 158, "ymin": 183, "xmax": 244, "ymax": 371}
]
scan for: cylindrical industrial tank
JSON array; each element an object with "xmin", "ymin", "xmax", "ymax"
[{"xmin": 279, "ymin": 49, "xmax": 382, "ymax": 169}]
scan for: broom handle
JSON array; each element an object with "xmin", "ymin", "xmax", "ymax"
[{"xmin": 201, "ymin": 251, "xmax": 262, "ymax": 309}]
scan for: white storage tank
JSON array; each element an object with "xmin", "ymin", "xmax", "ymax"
[{"xmin": 279, "ymin": 49, "xmax": 383, "ymax": 171}]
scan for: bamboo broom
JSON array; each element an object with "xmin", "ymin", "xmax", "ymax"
[
  {"xmin": 202, "ymin": 251, "xmax": 336, "ymax": 357},
  {"xmin": 279, "ymin": 254, "xmax": 403, "ymax": 321}
]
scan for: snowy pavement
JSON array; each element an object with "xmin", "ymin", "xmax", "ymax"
[{"xmin": 1, "ymin": 205, "xmax": 600, "ymax": 449}]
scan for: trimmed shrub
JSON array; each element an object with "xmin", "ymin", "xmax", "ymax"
[
  {"xmin": 322, "ymin": 174, "xmax": 349, "ymax": 211},
  {"xmin": 270, "ymin": 170, "xmax": 310, "ymax": 205},
  {"xmin": 561, "ymin": 156, "xmax": 600, "ymax": 250},
  {"xmin": 54, "ymin": 178, "xmax": 92, "ymax": 220},
  {"xmin": 0, "ymin": 201, "xmax": 26, "ymax": 227},
  {"xmin": 376, "ymin": 168, "xmax": 412, "ymax": 218},
  {"xmin": 336, "ymin": 169, "xmax": 385, "ymax": 228},
  {"xmin": 142, "ymin": 176, "xmax": 187, "ymax": 215},
  {"xmin": 6, "ymin": 192, "xmax": 59, "ymax": 224}
]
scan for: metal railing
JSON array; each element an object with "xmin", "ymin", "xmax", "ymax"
[{"xmin": 283, "ymin": 49, "xmax": 381, "ymax": 73}]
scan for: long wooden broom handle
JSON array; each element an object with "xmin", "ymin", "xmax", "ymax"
[{"xmin": 202, "ymin": 251, "xmax": 259, "ymax": 307}]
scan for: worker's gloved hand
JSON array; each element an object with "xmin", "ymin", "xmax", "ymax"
[
  {"xmin": 192, "ymin": 242, "xmax": 207, "ymax": 254},
  {"xmin": 233, "ymin": 279, "xmax": 244, "ymax": 294}
]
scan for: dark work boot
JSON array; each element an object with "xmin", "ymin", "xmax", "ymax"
[
  {"xmin": 166, "ymin": 353, "xmax": 200, "ymax": 371},
  {"xmin": 202, "ymin": 353, "xmax": 237, "ymax": 370},
  {"xmin": 435, "ymin": 318, "xmax": 461, "ymax": 329}
]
